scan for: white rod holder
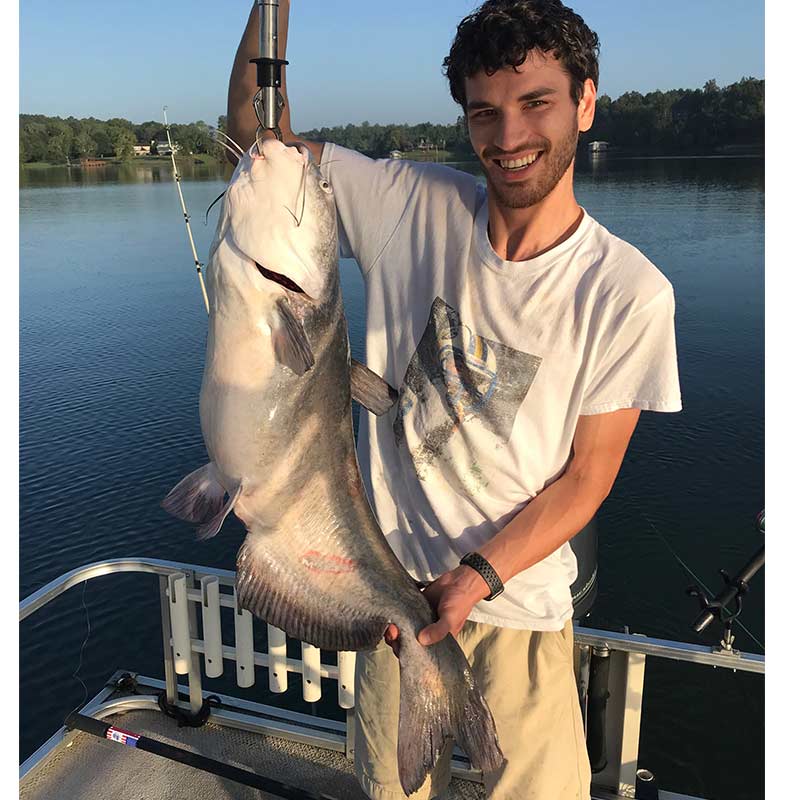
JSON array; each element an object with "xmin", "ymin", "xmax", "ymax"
[
  {"xmin": 200, "ymin": 576, "xmax": 223, "ymax": 678},
  {"xmin": 301, "ymin": 642, "xmax": 322, "ymax": 703},
  {"xmin": 167, "ymin": 573, "xmax": 192, "ymax": 675},
  {"xmin": 268, "ymin": 625, "xmax": 288, "ymax": 693},
  {"xmin": 337, "ymin": 651, "xmax": 356, "ymax": 709},
  {"xmin": 233, "ymin": 591, "xmax": 255, "ymax": 687}
]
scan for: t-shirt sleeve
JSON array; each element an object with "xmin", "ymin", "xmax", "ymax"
[
  {"xmin": 580, "ymin": 284, "xmax": 682, "ymax": 415},
  {"xmin": 319, "ymin": 143, "xmax": 418, "ymax": 275}
]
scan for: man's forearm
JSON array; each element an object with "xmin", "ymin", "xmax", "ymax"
[
  {"xmin": 414, "ymin": 462, "xmax": 613, "ymax": 646},
  {"xmin": 227, "ymin": 1, "xmax": 294, "ymax": 156},
  {"xmin": 477, "ymin": 464, "xmax": 610, "ymax": 585}
]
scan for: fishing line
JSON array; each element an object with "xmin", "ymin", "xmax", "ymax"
[
  {"xmin": 640, "ymin": 509, "xmax": 765, "ymax": 652},
  {"xmin": 64, "ymin": 580, "xmax": 92, "ymax": 723}
]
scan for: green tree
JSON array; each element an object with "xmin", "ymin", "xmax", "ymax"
[
  {"xmin": 73, "ymin": 131, "xmax": 97, "ymax": 158},
  {"xmin": 112, "ymin": 128, "xmax": 136, "ymax": 160}
]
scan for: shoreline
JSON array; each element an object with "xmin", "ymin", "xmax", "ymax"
[
  {"xmin": 20, "ymin": 154, "xmax": 224, "ymax": 169},
  {"xmin": 20, "ymin": 144, "xmax": 765, "ymax": 171}
]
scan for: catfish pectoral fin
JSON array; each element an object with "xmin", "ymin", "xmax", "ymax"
[
  {"xmin": 269, "ymin": 296, "xmax": 314, "ymax": 376},
  {"xmin": 196, "ymin": 482, "xmax": 242, "ymax": 540},
  {"xmin": 350, "ymin": 359, "xmax": 398, "ymax": 415},
  {"xmin": 161, "ymin": 463, "xmax": 241, "ymax": 540}
]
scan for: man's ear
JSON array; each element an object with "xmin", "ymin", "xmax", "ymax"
[{"xmin": 578, "ymin": 78, "xmax": 597, "ymax": 133}]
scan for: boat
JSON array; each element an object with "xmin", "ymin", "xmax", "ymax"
[{"xmin": 19, "ymin": 556, "xmax": 765, "ymax": 800}]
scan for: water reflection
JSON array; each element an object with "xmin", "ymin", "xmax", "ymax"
[
  {"xmin": 579, "ymin": 151, "xmax": 764, "ymax": 191},
  {"xmin": 19, "ymin": 159, "xmax": 232, "ymax": 189}
]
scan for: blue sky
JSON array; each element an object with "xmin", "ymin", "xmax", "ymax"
[{"xmin": 19, "ymin": 0, "xmax": 764, "ymax": 128}]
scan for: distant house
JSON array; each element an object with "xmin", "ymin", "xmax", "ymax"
[
  {"xmin": 588, "ymin": 140, "xmax": 609, "ymax": 153},
  {"xmin": 133, "ymin": 144, "xmax": 151, "ymax": 157},
  {"xmin": 155, "ymin": 141, "xmax": 180, "ymax": 156}
]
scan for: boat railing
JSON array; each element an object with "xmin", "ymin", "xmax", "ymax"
[{"xmin": 19, "ymin": 558, "xmax": 765, "ymax": 800}]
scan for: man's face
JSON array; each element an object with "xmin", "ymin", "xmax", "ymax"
[{"xmin": 464, "ymin": 50, "xmax": 595, "ymax": 209}]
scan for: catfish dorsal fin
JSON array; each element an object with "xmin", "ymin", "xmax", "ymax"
[{"xmin": 350, "ymin": 360, "xmax": 398, "ymax": 415}]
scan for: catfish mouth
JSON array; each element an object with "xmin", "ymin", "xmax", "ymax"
[{"xmin": 255, "ymin": 261, "xmax": 307, "ymax": 296}]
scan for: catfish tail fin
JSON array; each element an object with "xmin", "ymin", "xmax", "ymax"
[{"xmin": 396, "ymin": 631, "xmax": 504, "ymax": 795}]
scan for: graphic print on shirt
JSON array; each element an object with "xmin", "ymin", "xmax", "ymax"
[{"xmin": 393, "ymin": 297, "xmax": 542, "ymax": 494}]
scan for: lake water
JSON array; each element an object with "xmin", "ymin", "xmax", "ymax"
[{"xmin": 19, "ymin": 155, "xmax": 764, "ymax": 799}]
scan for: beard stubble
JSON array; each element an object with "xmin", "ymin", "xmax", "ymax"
[{"xmin": 483, "ymin": 120, "xmax": 579, "ymax": 210}]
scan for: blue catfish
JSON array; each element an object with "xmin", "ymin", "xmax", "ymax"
[{"xmin": 162, "ymin": 138, "xmax": 503, "ymax": 794}]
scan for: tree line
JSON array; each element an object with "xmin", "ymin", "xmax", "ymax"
[
  {"xmin": 19, "ymin": 115, "xmax": 228, "ymax": 164},
  {"xmin": 297, "ymin": 78, "xmax": 763, "ymax": 157},
  {"xmin": 20, "ymin": 77, "xmax": 762, "ymax": 165}
]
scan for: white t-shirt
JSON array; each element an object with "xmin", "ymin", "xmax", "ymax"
[{"xmin": 321, "ymin": 144, "xmax": 682, "ymax": 631}]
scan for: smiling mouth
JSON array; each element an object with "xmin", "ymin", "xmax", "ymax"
[{"xmin": 493, "ymin": 152, "xmax": 541, "ymax": 171}]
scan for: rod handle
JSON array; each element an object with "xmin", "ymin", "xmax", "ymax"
[{"xmin": 65, "ymin": 712, "xmax": 110, "ymax": 738}]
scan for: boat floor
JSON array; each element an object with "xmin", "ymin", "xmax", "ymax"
[{"xmin": 19, "ymin": 707, "xmax": 486, "ymax": 800}]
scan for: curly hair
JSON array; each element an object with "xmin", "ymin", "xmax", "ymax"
[{"xmin": 443, "ymin": 0, "xmax": 600, "ymax": 109}]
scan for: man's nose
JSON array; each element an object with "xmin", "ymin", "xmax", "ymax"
[{"xmin": 493, "ymin": 111, "xmax": 529, "ymax": 153}]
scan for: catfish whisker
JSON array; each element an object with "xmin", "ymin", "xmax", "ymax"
[
  {"xmin": 213, "ymin": 138, "xmax": 245, "ymax": 163},
  {"xmin": 294, "ymin": 157, "xmax": 309, "ymax": 228},
  {"xmin": 210, "ymin": 132, "xmax": 243, "ymax": 155},
  {"xmin": 208, "ymin": 127, "xmax": 245, "ymax": 156},
  {"xmin": 205, "ymin": 190, "xmax": 227, "ymax": 224},
  {"xmin": 283, "ymin": 205, "xmax": 301, "ymax": 226}
]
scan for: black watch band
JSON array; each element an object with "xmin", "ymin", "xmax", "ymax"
[{"xmin": 459, "ymin": 552, "xmax": 504, "ymax": 601}]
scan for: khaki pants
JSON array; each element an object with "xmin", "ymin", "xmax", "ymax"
[{"xmin": 354, "ymin": 620, "xmax": 591, "ymax": 800}]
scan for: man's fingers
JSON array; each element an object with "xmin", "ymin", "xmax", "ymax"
[
  {"xmin": 383, "ymin": 623, "xmax": 401, "ymax": 658},
  {"xmin": 418, "ymin": 620, "xmax": 449, "ymax": 647}
]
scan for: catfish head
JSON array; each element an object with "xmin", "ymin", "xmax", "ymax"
[{"xmin": 223, "ymin": 138, "xmax": 337, "ymax": 304}]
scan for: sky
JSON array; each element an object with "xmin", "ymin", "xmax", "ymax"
[{"xmin": 18, "ymin": 0, "xmax": 765, "ymax": 128}]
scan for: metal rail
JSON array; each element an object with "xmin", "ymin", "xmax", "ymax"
[
  {"xmin": 20, "ymin": 558, "xmax": 765, "ymax": 673},
  {"xmin": 574, "ymin": 627, "xmax": 764, "ymax": 674},
  {"xmin": 19, "ymin": 558, "xmax": 234, "ymax": 622}
]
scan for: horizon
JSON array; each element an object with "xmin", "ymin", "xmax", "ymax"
[
  {"xmin": 19, "ymin": 0, "xmax": 764, "ymax": 128},
  {"xmin": 18, "ymin": 74, "xmax": 765, "ymax": 131}
]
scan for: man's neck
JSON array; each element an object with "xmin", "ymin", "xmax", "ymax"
[{"xmin": 486, "ymin": 173, "xmax": 583, "ymax": 262}]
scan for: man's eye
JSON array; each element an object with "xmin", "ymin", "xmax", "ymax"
[{"xmin": 525, "ymin": 100, "xmax": 545, "ymax": 109}]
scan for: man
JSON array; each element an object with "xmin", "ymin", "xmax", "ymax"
[{"xmin": 228, "ymin": 1, "xmax": 681, "ymax": 798}]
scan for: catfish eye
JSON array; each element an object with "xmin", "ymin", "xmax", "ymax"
[{"xmin": 319, "ymin": 179, "xmax": 332, "ymax": 194}]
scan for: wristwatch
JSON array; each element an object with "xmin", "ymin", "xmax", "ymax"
[{"xmin": 459, "ymin": 552, "xmax": 504, "ymax": 601}]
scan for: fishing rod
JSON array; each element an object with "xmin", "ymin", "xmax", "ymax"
[
  {"xmin": 163, "ymin": 105, "xmax": 210, "ymax": 314},
  {"xmin": 65, "ymin": 712, "xmax": 339, "ymax": 800},
  {"xmin": 250, "ymin": 0, "xmax": 288, "ymax": 146}
]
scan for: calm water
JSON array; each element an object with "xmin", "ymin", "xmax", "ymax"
[{"xmin": 19, "ymin": 155, "xmax": 764, "ymax": 799}]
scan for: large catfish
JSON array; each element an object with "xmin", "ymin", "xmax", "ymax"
[{"xmin": 162, "ymin": 138, "xmax": 503, "ymax": 794}]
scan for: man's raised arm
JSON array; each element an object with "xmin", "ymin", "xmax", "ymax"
[{"xmin": 227, "ymin": 1, "xmax": 324, "ymax": 163}]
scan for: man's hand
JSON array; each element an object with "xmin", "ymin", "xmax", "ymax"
[
  {"xmin": 418, "ymin": 565, "xmax": 488, "ymax": 645},
  {"xmin": 383, "ymin": 565, "xmax": 489, "ymax": 655}
]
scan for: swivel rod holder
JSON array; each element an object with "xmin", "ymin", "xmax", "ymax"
[{"xmin": 687, "ymin": 511, "xmax": 765, "ymax": 637}]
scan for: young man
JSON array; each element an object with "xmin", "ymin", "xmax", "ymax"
[{"xmin": 228, "ymin": 1, "xmax": 681, "ymax": 798}]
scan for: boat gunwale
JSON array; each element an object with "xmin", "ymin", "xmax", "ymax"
[{"xmin": 19, "ymin": 557, "xmax": 765, "ymax": 673}]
